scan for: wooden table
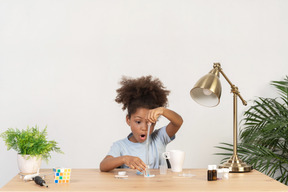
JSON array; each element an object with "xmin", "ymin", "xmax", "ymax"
[{"xmin": 0, "ymin": 169, "xmax": 287, "ymax": 192}]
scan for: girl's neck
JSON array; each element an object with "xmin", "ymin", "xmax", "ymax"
[{"xmin": 128, "ymin": 135, "xmax": 138, "ymax": 143}]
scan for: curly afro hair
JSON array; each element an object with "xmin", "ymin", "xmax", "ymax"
[{"xmin": 115, "ymin": 75, "xmax": 170, "ymax": 118}]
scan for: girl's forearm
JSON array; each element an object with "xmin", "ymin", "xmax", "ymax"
[
  {"xmin": 100, "ymin": 156, "xmax": 124, "ymax": 172},
  {"xmin": 162, "ymin": 108, "xmax": 183, "ymax": 138},
  {"xmin": 162, "ymin": 108, "xmax": 183, "ymax": 127}
]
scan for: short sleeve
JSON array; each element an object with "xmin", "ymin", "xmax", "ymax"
[
  {"xmin": 107, "ymin": 142, "xmax": 121, "ymax": 157},
  {"xmin": 156, "ymin": 126, "xmax": 175, "ymax": 145}
]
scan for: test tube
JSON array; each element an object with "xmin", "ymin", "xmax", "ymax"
[{"xmin": 144, "ymin": 123, "xmax": 151, "ymax": 177}]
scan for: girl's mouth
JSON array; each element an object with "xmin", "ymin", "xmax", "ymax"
[{"xmin": 140, "ymin": 134, "xmax": 146, "ymax": 140}]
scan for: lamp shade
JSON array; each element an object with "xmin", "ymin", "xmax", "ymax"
[{"xmin": 190, "ymin": 68, "xmax": 222, "ymax": 107}]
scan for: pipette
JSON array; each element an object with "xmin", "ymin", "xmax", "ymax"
[{"xmin": 144, "ymin": 122, "xmax": 155, "ymax": 177}]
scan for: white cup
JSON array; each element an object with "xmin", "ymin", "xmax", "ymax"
[{"xmin": 162, "ymin": 150, "xmax": 185, "ymax": 172}]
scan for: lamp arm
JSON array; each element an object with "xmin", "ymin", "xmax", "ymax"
[{"xmin": 214, "ymin": 63, "xmax": 247, "ymax": 106}]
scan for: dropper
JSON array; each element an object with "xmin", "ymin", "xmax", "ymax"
[{"xmin": 144, "ymin": 122, "xmax": 155, "ymax": 177}]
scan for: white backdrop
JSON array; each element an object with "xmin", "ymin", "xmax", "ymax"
[{"xmin": 1, "ymin": 0, "xmax": 288, "ymax": 187}]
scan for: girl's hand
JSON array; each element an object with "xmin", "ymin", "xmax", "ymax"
[
  {"xmin": 147, "ymin": 107, "xmax": 183, "ymax": 138},
  {"xmin": 123, "ymin": 156, "xmax": 147, "ymax": 172},
  {"xmin": 147, "ymin": 107, "xmax": 164, "ymax": 124}
]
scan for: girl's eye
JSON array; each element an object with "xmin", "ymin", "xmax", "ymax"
[{"xmin": 136, "ymin": 121, "xmax": 141, "ymax": 124}]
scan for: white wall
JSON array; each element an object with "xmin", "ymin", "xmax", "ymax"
[{"xmin": 1, "ymin": 0, "xmax": 288, "ymax": 188}]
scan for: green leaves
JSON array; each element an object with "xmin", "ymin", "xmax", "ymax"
[
  {"xmin": 0, "ymin": 125, "xmax": 63, "ymax": 162},
  {"xmin": 215, "ymin": 76, "xmax": 288, "ymax": 185},
  {"xmin": 271, "ymin": 76, "xmax": 288, "ymax": 102}
]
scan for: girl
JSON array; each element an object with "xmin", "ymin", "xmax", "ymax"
[{"xmin": 100, "ymin": 76, "xmax": 183, "ymax": 172}]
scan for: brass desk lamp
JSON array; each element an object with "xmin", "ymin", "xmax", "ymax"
[{"xmin": 190, "ymin": 63, "xmax": 251, "ymax": 172}]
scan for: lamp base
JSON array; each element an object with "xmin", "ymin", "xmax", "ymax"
[{"xmin": 219, "ymin": 155, "xmax": 252, "ymax": 173}]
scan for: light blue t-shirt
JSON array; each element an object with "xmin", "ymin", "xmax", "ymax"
[{"xmin": 107, "ymin": 126, "xmax": 175, "ymax": 169}]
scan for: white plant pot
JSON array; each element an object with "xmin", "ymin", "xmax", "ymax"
[{"xmin": 17, "ymin": 154, "xmax": 42, "ymax": 174}]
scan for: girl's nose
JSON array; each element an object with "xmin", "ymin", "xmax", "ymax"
[{"xmin": 140, "ymin": 125, "xmax": 147, "ymax": 131}]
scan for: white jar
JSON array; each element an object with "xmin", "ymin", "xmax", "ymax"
[{"xmin": 222, "ymin": 168, "xmax": 230, "ymax": 180}]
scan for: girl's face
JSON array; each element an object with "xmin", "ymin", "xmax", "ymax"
[{"xmin": 126, "ymin": 107, "xmax": 155, "ymax": 143}]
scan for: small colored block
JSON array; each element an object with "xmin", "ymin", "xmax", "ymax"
[{"xmin": 53, "ymin": 167, "xmax": 72, "ymax": 184}]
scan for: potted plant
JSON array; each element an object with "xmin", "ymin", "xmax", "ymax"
[
  {"xmin": 216, "ymin": 76, "xmax": 288, "ymax": 185},
  {"xmin": 0, "ymin": 125, "xmax": 63, "ymax": 174}
]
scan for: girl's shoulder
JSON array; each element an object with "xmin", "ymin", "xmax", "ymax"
[{"xmin": 151, "ymin": 126, "xmax": 166, "ymax": 139}]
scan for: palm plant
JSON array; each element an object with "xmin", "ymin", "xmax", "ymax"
[{"xmin": 216, "ymin": 76, "xmax": 288, "ymax": 185}]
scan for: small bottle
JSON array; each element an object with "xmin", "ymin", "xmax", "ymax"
[
  {"xmin": 217, "ymin": 169, "xmax": 223, "ymax": 180},
  {"xmin": 212, "ymin": 165, "xmax": 217, "ymax": 181},
  {"xmin": 207, "ymin": 165, "xmax": 213, "ymax": 181},
  {"xmin": 222, "ymin": 168, "xmax": 230, "ymax": 180},
  {"xmin": 159, "ymin": 155, "xmax": 167, "ymax": 175}
]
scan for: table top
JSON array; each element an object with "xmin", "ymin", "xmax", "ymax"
[{"xmin": 0, "ymin": 169, "xmax": 287, "ymax": 192}]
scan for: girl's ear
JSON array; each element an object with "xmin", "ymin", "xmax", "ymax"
[{"xmin": 126, "ymin": 115, "xmax": 131, "ymax": 126}]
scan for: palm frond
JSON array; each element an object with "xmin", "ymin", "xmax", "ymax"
[{"xmin": 271, "ymin": 76, "xmax": 288, "ymax": 101}]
